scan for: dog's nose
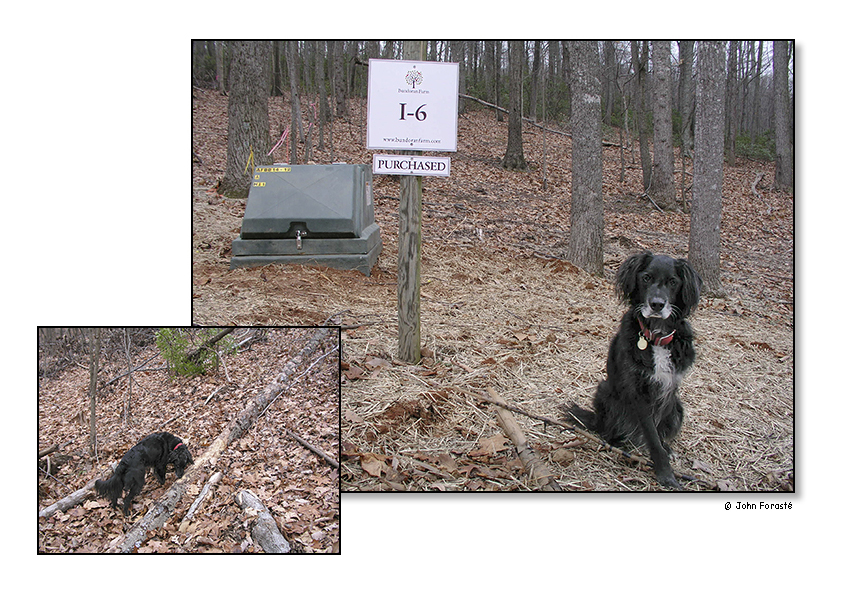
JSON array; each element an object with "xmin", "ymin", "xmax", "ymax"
[{"xmin": 649, "ymin": 299, "xmax": 666, "ymax": 313}]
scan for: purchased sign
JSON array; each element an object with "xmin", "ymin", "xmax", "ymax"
[
  {"xmin": 373, "ymin": 154, "xmax": 451, "ymax": 177},
  {"xmin": 367, "ymin": 59, "xmax": 459, "ymax": 152}
]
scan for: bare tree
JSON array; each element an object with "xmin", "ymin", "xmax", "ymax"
[
  {"xmin": 333, "ymin": 40, "xmax": 348, "ymax": 119},
  {"xmin": 218, "ymin": 41, "xmax": 271, "ymax": 198},
  {"xmin": 88, "ymin": 328, "xmax": 101, "ymax": 458},
  {"xmin": 651, "ymin": 41, "xmax": 677, "ymax": 211},
  {"xmin": 630, "ymin": 41, "xmax": 652, "ymax": 193},
  {"xmin": 725, "ymin": 41, "xmax": 739, "ymax": 167},
  {"xmin": 689, "ymin": 41, "xmax": 726, "ymax": 296},
  {"xmin": 568, "ymin": 41, "xmax": 604, "ymax": 276},
  {"xmin": 773, "ymin": 40, "xmax": 794, "ymax": 191},
  {"xmin": 678, "ymin": 41, "xmax": 695, "ymax": 210},
  {"xmin": 502, "ymin": 41, "xmax": 527, "ymax": 171},
  {"xmin": 286, "ymin": 40, "xmax": 304, "ymax": 164}
]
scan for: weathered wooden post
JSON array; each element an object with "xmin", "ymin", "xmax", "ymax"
[
  {"xmin": 365, "ymin": 43, "xmax": 458, "ymax": 365},
  {"xmin": 396, "ymin": 40, "xmax": 425, "ymax": 363}
]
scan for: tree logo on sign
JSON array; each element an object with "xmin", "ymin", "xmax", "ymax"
[{"xmin": 405, "ymin": 69, "xmax": 423, "ymax": 89}]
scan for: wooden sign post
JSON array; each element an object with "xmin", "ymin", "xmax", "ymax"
[
  {"xmin": 397, "ymin": 40, "xmax": 425, "ymax": 363},
  {"xmin": 366, "ymin": 43, "xmax": 458, "ymax": 364}
]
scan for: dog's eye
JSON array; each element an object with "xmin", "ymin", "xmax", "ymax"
[
  {"xmin": 668, "ymin": 278, "xmax": 678, "ymax": 287},
  {"xmin": 642, "ymin": 273, "xmax": 651, "ymax": 283}
]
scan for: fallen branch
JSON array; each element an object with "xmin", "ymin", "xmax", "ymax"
[
  {"xmin": 287, "ymin": 429, "xmax": 339, "ymax": 469},
  {"xmin": 460, "ymin": 93, "xmax": 619, "ymax": 146},
  {"xmin": 39, "ymin": 462, "xmax": 117, "ymax": 518},
  {"xmin": 484, "ymin": 387, "xmax": 562, "ymax": 491},
  {"xmin": 103, "ymin": 353, "xmax": 161, "ymax": 387},
  {"xmin": 181, "ymin": 471, "xmax": 223, "ymax": 527},
  {"xmin": 469, "ymin": 387, "xmax": 715, "ymax": 490},
  {"xmin": 234, "ymin": 489, "xmax": 291, "ymax": 553},
  {"xmin": 186, "ymin": 327, "xmax": 235, "ymax": 364}
]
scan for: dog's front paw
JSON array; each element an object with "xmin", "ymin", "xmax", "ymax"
[{"xmin": 656, "ymin": 470, "xmax": 681, "ymax": 489}]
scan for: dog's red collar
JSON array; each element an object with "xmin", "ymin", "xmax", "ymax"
[
  {"xmin": 174, "ymin": 443, "xmax": 183, "ymax": 450},
  {"xmin": 637, "ymin": 317, "xmax": 675, "ymax": 348}
]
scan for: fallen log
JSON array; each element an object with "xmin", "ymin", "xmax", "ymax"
[
  {"xmin": 186, "ymin": 327, "xmax": 235, "ymax": 364},
  {"xmin": 287, "ymin": 429, "xmax": 339, "ymax": 469},
  {"xmin": 38, "ymin": 462, "xmax": 117, "ymax": 519},
  {"xmin": 181, "ymin": 471, "xmax": 223, "ymax": 526},
  {"xmin": 485, "ymin": 387, "xmax": 562, "ymax": 491},
  {"xmin": 234, "ymin": 489, "xmax": 291, "ymax": 553}
]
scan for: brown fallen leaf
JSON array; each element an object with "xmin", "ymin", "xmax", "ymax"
[
  {"xmin": 468, "ymin": 434, "xmax": 508, "ymax": 457},
  {"xmin": 360, "ymin": 453, "xmax": 388, "ymax": 477}
]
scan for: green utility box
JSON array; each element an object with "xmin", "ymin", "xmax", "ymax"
[{"xmin": 230, "ymin": 164, "xmax": 382, "ymax": 275}]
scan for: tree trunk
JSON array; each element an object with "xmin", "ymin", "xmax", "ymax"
[
  {"xmin": 502, "ymin": 40, "xmax": 527, "ymax": 171},
  {"xmin": 317, "ymin": 41, "xmax": 327, "ymax": 151},
  {"xmin": 678, "ymin": 41, "xmax": 695, "ymax": 210},
  {"xmin": 567, "ymin": 41, "xmax": 604, "ymax": 276},
  {"xmin": 88, "ymin": 328, "xmax": 101, "ymax": 458},
  {"xmin": 651, "ymin": 41, "xmax": 677, "ymax": 211},
  {"xmin": 219, "ymin": 41, "xmax": 271, "ymax": 198},
  {"xmin": 602, "ymin": 41, "xmax": 617, "ymax": 125},
  {"xmin": 773, "ymin": 41, "xmax": 794, "ymax": 192},
  {"xmin": 689, "ymin": 41, "xmax": 726, "ymax": 297},
  {"xmin": 214, "ymin": 41, "xmax": 226, "ymax": 93},
  {"xmin": 725, "ymin": 41, "xmax": 739, "ymax": 167},
  {"xmin": 631, "ymin": 41, "xmax": 652, "ymax": 192},
  {"xmin": 286, "ymin": 40, "xmax": 303, "ymax": 164},
  {"xmin": 333, "ymin": 40, "xmax": 347, "ymax": 119}
]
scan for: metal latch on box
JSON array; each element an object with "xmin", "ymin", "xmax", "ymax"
[{"xmin": 296, "ymin": 229, "xmax": 306, "ymax": 250}]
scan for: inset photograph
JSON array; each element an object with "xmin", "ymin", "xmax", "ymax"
[{"xmin": 38, "ymin": 327, "xmax": 339, "ymax": 553}]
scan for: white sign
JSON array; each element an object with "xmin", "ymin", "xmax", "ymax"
[
  {"xmin": 373, "ymin": 154, "xmax": 451, "ymax": 177},
  {"xmin": 367, "ymin": 59, "xmax": 459, "ymax": 152}
]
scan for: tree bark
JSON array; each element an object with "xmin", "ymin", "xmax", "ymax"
[
  {"xmin": 773, "ymin": 41, "xmax": 794, "ymax": 192},
  {"xmin": 286, "ymin": 40, "xmax": 303, "ymax": 164},
  {"xmin": 689, "ymin": 41, "xmax": 726, "ymax": 297},
  {"xmin": 651, "ymin": 41, "xmax": 677, "ymax": 211},
  {"xmin": 219, "ymin": 41, "xmax": 271, "ymax": 198},
  {"xmin": 725, "ymin": 41, "xmax": 739, "ymax": 167},
  {"xmin": 502, "ymin": 41, "xmax": 527, "ymax": 171},
  {"xmin": 568, "ymin": 41, "xmax": 604, "ymax": 276},
  {"xmin": 88, "ymin": 328, "xmax": 100, "ymax": 457},
  {"xmin": 631, "ymin": 41, "xmax": 652, "ymax": 192},
  {"xmin": 234, "ymin": 490, "xmax": 292, "ymax": 553},
  {"xmin": 678, "ymin": 41, "xmax": 695, "ymax": 211}
]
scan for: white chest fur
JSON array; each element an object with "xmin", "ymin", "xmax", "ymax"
[{"xmin": 651, "ymin": 345, "xmax": 679, "ymax": 398}]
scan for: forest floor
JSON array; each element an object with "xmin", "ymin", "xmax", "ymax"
[
  {"xmin": 38, "ymin": 328, "xmax": 340, "ymax": 552},
  {"xmin": 192, "ymin": 88, "xmax": 794, "ymax": 492}
]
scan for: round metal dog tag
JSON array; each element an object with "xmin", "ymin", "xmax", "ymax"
[{"xmin": 637, "ymin": 335, "xmax": 648, "ymax": 350}]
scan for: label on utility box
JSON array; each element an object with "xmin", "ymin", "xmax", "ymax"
[{"xmin": 372, "ymin": 154, "xmax": 451, "ymax": 177}]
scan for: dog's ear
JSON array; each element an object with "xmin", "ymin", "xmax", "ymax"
[
  {"xmin": 615, "ymin": 252, "xmax": 652, "ymax": 304},
  {"xmin": 675, "ymin": 258, "xmax": 702, "ymax": 316}
]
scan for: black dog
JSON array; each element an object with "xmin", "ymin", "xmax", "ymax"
[
  {"xmin": 95, "ymin": 432, "xmax": 193, "ymax": 515},
  {"xmin": 569, "ymin": 252, "xmax": 702, "ymax": 488}
]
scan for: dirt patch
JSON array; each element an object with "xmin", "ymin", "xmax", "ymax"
[{"xmin": 192, "ymin": 89, "xmax": 794, "ymax": 491}]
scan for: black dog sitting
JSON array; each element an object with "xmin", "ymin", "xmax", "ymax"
[
  {"xmin": 95, "ymin": 431, "xmax": 193, "ymax": 515},
  {"xmin": 569, "ymin": 252, "xmax": 702, "ymax": 488}
]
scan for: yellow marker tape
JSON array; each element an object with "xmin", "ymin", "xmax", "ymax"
[{"xmin": 243, "ymin": 146, "xmax": 255, "ymax": 176}]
